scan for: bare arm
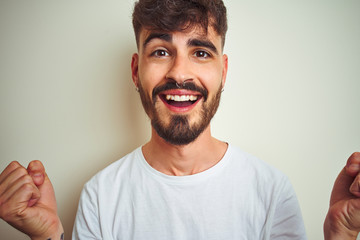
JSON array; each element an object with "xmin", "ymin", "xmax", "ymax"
[{"xmin": 0, "ymin": 161, "xmax": 64, "ymax": 239}]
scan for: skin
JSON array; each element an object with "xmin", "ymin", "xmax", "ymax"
[
  {"xmin": 131, "ymin": 27, "xmax": 229, "ymax": 176},
  {"xmin": 0, "ymin": 25, "xmax": 358, "ymax": 239},
  {"xmin": 0, "ymin": 160, "xmax": 63, "ymax": 240},
  {"xmin": 324, "ymin": 152, "xmax": 360, "ymax": 239}
]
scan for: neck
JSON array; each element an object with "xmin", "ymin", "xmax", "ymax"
[{"xmin": 142, "ymin": 125, "xmax": 228, "ymax": 176}]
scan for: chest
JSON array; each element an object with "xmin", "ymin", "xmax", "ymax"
[{"xmin": 98, "ymin": 174, "xmax": 272, "ymax": 240}]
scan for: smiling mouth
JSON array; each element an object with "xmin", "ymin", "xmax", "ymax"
[{"xmin": 160, "ymin": 94, "xmax": 201, "ymax": 107}]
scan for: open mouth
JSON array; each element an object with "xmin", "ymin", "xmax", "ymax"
[{"xmin": 160, "ymin": 94, "xmax": 202, "ymax": 108}]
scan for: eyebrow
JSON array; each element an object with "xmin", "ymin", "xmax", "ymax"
[
  {"xmin": 143, "ymin": 32, "xmax": 172, "ymax": 50},
  {"xmin": 142, "ymin": 32, "xmax": 219, "ymax": 55},
  {"xmin": 188, "ymin": 38, "xmax": 219, "ymax": 55}
]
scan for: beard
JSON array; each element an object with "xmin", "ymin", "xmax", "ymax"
[{"xmin": 138, "ymin": 80, "xmax": 222, "ymax": 146}]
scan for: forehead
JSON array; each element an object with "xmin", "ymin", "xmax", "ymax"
[{"xmin": 138, "ymin": 26, "xmax": 222, "ymax": 51}]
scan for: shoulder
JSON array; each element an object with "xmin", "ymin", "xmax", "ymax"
[
  {"xmin": 83, "ymin": 147, "xmax": 142, "ymax": 190},
  {"xmin": 227, "ymin": 145, "xmax": 287, "ymax": 182},
  {"xmin": 227, "ymin": 145, "xmax": 300, "ymax": 214},
  {"xmin": 225, "ymin": 144, "xmax": 294, "ymax": 200}
]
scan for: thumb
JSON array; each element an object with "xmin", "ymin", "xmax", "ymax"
[
  {"xmin": 331, "ymin": 152, "xmax": 360, "ymax": 205},
  {"xmin": 26, "ymin": 160, "xmax": 46, "ymax": 207},
  {"xmin": 346, "ymin": 152, "xmax": 360, "ymax": 177},
  {"xmin": 330, "ymin": 167, "xmax": 355, "ymax": 205},
  {"xmin": 28, "ymin": 161, "xmax": 57, "ymax": 211},
  {"xmin": 26, "ymin": 160, "xmax": 57, "ymax": 211},
  {"xmin": 346, "ymin": 152, "xmax": 360, "ymax": 197},
  {"xmin": 27, "ymin": 160, "xmax": 45, "ymax": 186}
]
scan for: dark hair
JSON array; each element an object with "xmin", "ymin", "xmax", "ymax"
[{"xmin": 132, "ymin": 0, "xmax": 227, "ymax": 48}]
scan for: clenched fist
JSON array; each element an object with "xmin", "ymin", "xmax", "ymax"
[
  {"xmin": 0, "ymin": 160, "xmax": 63, "ymax": 240},
  {"xmin": 324, "ymin": 152, "xmax": 360, "ymax": 240}
]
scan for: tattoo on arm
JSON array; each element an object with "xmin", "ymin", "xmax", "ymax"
[{"xmin": 46, "ymin": 233, "xmax": 64, "ymax": 240}]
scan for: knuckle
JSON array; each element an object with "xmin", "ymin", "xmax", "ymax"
[
  {"xmin": 19, "ymin": 174, "xmax": 33, "ymax": 185},
  {"xmin": 14, "ymin": 208, "xmax": 26, "ymax": 218},
  {"xmin": 21, "ymin": 182, "xmax": 34, "ymax": 192},
  {"xmin": 1, "ymin": 161, "xmax": 20, "ymax": 176},
  {"xmin": 14, "ymin": 167, "xmax": 28, "ymax": 178},
  {"xmin": 8, "ymin": 161, "xmax": 20, "ymax": 169}
]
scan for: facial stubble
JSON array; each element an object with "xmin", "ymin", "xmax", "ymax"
[{"xmin": 138, "ymin": 80, "xmax": 222, "ymax": 146}]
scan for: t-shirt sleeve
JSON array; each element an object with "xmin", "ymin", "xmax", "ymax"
[
  {"xmin": 270, "ymin": 176, "xmax": 307, "ymax": 239},
  {"xmin": 72, "ymin": 181, "xmax": 102, "ymax": 240}
]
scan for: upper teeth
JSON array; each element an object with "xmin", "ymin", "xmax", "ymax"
[{"xmin": 165, "ymin": 95, "xmax": 198, "ymax": 101}]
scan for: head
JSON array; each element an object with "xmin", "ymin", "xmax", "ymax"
[{"xmin": 131, "ymin": 0, "xmax": 228, "ymax": 146}]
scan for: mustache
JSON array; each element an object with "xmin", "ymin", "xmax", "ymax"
[{"xmin": 152, "ymin": 81, "xmax": 208, "ymax": 101}]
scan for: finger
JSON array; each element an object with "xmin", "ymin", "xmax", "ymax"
[
  {"xmin": 0, "ymin": 173, "xmax": 36, "ymax": 206},
  {"xmin": 350, "ymin": 173, "xmax": 360, "ymax": 198},
  {"xmin": 0, "ymin": 166, "xmax": 29, "ymax": 198},
  {"xmin": 330, "ymin": 167, "xmax": 355, "ymax": 205},
  {"xmin": 0, "ymin": 161, "xmax": 23, "ymax": 184},
  {"xmin": 0, "ymin": 181, "xmax": 40, "ymax": 222},
  {"xmin": 346, "ymin": 152, "xmax": 360, "ymax": 177},
  {"xmin": 27, "ymin": 160, "xmax": 45, "ymax": 187},
  {"xmin": 11, "ymin": 178, "xmax": 40, "ymax": 208}
]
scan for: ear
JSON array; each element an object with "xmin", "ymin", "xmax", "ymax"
[
  {"xmin": 131, "ymin": 53, "xmax": 139, "ymax": 88},
  {"xmin": 221, "ymin": 54, "xmax": 228, "ymax": 89}
]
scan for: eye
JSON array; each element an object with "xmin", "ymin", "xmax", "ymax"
[
  {"xmin": 152, "ymin": 49, "xmax": 169, "ymax": 57},
  {"xmin": 194, "ymin": 50, "xmax": 211, "ymax": 59}
]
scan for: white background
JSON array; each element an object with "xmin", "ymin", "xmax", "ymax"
[{"xmin": 0, "ymin": 0, "xmax": 359, "ymax": 239}]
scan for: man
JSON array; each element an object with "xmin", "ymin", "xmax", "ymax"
[{"xmin": 0, "ymin": 0, "xmax": 359, "ymax": 239}]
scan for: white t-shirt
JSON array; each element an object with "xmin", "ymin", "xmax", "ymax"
[{"xmin": 72, "ymin": 145, "xmax": 307, "ymax": 239}]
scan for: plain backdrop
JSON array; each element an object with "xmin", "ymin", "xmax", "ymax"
[{"xmin": 0, "ymin": 0, "xmax": 359, "ymax": 239}]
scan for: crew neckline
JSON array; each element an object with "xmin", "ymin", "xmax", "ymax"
[{"xmin": 136, "ymin": 144, "xmax": 232, "ymax": 185}]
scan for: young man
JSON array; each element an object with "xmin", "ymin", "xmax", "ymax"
[
  {"xmin": 0, "ymin": 0, "xmax": 359, "ymax": 239},
  {"xmin": 73, "ymin": 0, "xmax": 306, "ymax": 238}
]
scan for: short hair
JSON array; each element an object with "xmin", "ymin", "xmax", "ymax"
[{"xmin": 132, "ymin": 0, "xmax": 228, "ymax": 49}]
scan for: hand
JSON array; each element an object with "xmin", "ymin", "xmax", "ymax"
[
  {"xmin": 324, "ymin": 152, "xmax": 360, "ymax": 240},
  {"xmin": 0, "ymin": 161, "xmax": 63, "ymax": 240}
]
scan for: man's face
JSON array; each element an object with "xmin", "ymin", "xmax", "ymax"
[{"xmin": 131, "ymin": 26, "xmax": 228, "ymax": 145}]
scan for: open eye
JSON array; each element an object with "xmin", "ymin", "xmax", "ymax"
[
  {"xmin": 194, "ymin": 50, "xmax": 211, "ymax": 59},
  {"xmin": 152, "ymin": 49, "xmax": 169, "ymax": 57}
]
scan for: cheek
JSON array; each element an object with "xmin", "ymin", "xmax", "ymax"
[
  {"xmin": 139, "ymin": 64, "xmax": 167, "ymax": 93},
  {"xmin": 198, "ymin": 67, "xmax": 223, "ymax": 90}
]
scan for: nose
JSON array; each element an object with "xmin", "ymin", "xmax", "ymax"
[{"xmin": 165, "ymin": 54, "xmax": 194, "ymax": 86}]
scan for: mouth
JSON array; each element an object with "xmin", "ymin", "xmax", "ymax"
[
  {"xmin": 152, "ymin": 81, "xmax": 207, "ymax": 113},
  {"xmin": 159, "ymin": 92, "xmax": 202, "ymax": 112}
]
